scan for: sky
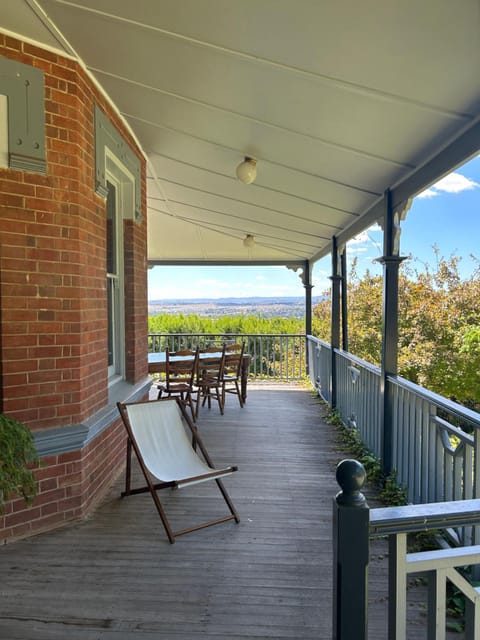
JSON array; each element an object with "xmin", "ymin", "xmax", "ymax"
[{"xmin": 148, "ymin": 154, "xmax": 480, "ymax": 300}]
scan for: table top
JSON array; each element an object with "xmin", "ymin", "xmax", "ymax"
[
  {"xmin": 148, "ymin": 351, "xmax": 223, "ymax": 364},
  {"xmin": 148, "ymin": 351, "xmax": 228, "ymax": 374}
]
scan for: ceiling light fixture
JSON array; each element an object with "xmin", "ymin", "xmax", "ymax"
[
  {"xmin": 243, "ymin": 234, "xmax": 255, "ymax": 248},
  {"xmin": 236, "ymin": 156, "xmax": 257, "ymax": 184}
]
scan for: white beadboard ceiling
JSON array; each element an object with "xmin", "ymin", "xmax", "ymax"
[{"xmin": 3, "ymin": 0, "xmax": 480, "ymax": 266}]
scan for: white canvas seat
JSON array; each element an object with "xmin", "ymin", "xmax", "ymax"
[{"xmin": 117, "ymin": 398, "xmax": 239, "ymax": 543}]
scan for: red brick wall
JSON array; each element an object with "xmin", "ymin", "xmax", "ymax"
[
  {"xmin": 0, "ymin": 36, "xmax": 148, "ymax": 541},
  {"xmin": 0, "ymin": 418, "xmax": 127, "ymax": 542}
]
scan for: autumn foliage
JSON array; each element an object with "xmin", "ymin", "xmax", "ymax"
[{"xmin": 312, "ymin": 251, "xmax": 480, "ymax": 410}]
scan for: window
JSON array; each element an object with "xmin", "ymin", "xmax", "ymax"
[
  {"xmin": 106, "ymin": 178, "xmax": 123, "ymax": 380},
  {"xmin": 105, "ymin": 151, "xmax": 134, "ymax": 382},
  {"xmin": 0, "ymin": 95, "xmax": 8, "ymax": 168}
]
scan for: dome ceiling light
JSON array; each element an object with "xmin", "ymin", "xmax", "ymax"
[
  {"xmin": 236, "ymin": 156, "xmax": 257, "ymax": 184},
  {"xmin": 243, "ymin": 234, "xmax": 255, "ymax": 248}
]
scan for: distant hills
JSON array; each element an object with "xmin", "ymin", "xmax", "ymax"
[
  {"xmin": 149, "ymin": 296, "xmax": 323, "ymax": 306},
  {"xmin": 148, "ymin": 296, "xmax": 324, "ymax": 319}
]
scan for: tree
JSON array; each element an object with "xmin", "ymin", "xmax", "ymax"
[
  {"xmin": 312, "ymin": 252, "xmax": 480, "ymax": 409},
  {"xmin": 148, "ymin": 313, "xmax": 302, "ymax": 336}
]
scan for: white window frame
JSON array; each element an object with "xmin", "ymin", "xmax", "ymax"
[
  {"xmin": 0, "ymin": 95, "xmax": 8, "ymax": 168},
  {"xmin": 105, "ymin": 151, "xmax": 135, "ymax": 384}
]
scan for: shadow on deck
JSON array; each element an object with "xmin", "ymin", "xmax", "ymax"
[{"xmin": 0, "ymin": 383, "xmax": 431, "ymax": 639}]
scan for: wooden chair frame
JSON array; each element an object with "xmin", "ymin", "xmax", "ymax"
[
  {"xmin": 222, "ymin": 341, "xmax": 246, "ymax": 408},
  {"xmin": 156, "ymin": 347, "xmax": 199, "ymax": 421},
  {"xmin": 196, "ymin": 345, "xmax": 226, "ymax": 417},
  {"xmin": 117, "ymin": 398, "xmax": 239, "ymax": 543}
]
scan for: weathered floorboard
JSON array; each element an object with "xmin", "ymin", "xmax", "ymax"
[{"xmin": 0, "ymin": 383, "xmax": 434, "ymax": 639}]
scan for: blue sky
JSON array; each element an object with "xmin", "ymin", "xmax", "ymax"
[{"xmin": 148, "ymin": 155, "xmax": 480, "ymax": 300}]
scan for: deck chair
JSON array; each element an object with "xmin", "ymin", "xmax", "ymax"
[
  {"xmin": 117, "ymin": 398, "xmax": 239, "ymax": 543},
  {"xmin": 222, "ymin": 341, "xmax": 245, "ymax": 408},
  {"xmin": 156, "ymin": 347, "xmax": 199, "ymax": 421}
]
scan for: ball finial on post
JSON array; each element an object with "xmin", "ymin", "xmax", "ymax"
[
  {"xmin": 333, "ymin": 459, "xmax": 369, "ymax": 639},
  {"xmin": 335, "ymin": 459, "xmax": 367, "ymax": 507}
]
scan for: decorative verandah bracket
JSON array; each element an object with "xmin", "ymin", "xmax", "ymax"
[
  {"xmin": 286, "ymin": 260, "xmax": 312, "ymax": 288},
  {"xmin": 287, "ymin": 261, "xmax": 314, "ymax": 372}
]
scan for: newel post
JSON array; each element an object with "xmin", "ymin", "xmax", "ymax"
[{"xmin": 332, "ymin": 459, "xmax": 369, "ymax": 640}]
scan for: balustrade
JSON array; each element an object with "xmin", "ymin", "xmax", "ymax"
[
  {"xmin": 308, "ymin": 336, "xmax": 480, "ymax": 543},
  {"xmin": 148, "ymin": 333, "xmax": 306, "ymax": 381},
  {"xmin": 334, "ymin": 459, "xmax": 480, "ymax": 640}
]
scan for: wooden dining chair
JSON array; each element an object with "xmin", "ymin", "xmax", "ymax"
[
  {"xmin": 156, "ymin": 347, "xmax": 199, "ymax": 421},
  {"xmin": 196, "ymin": 345, "xmax": 226, "ymax": 417},
  {"xmin": 222, "ymin": 341, "xmax": 245, "ymax": 408}
]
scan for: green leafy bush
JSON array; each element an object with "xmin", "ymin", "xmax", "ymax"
[
  {"xmin": 325, "ymin": 406, "xmax": 407, "ymax": 506},
  {"xmin": 0, "ymin": 414, "xmax": 40, "ymax": 512},
  {"xmin": 148, "ymin": 313, "xmax": 303, "ymax": 335}
]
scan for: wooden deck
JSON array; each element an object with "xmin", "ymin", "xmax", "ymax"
[{"xmin": 0, "ymin": 383, "xmax": 436, "ymax": 639}]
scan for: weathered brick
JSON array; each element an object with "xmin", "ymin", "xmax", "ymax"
[{"xmin": 5, "ymin": 507, "xmax": 42, "ymax": 528}]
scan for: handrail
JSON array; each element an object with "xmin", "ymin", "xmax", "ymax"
[
  {"xmin": 372, "ymin": 499, "xmax": 480, "ymax": 640},
  {"xmin": 307, "ymin": 335, "xmax": 480, "ymax": 526},
  {"xmin": 334, "ymin": 460, "xmax": 480, "ymax": 640},
  {"xmin": 388, "ymin": 374, "xmax": 480, "ymax": 429},
  {"xmin": 148, "ymin": 332, "xmax": 307, "ymax": 381},
  {"xmin": 370, "ymin": 499, "xmax": 480, "ymax": 536}
]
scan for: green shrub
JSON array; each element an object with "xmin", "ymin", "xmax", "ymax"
[
  {"xmin": 0, "ymin": 414, "xmax": 40, "ymax": 512},
  {"xmin": 325, "ymin": 406, "xmax": 407, "ymax": 506}
]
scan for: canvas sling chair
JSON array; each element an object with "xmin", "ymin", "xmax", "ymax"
[{"xmin": 117, "ymin": 397, "xmax": 240, "ymax": 543}]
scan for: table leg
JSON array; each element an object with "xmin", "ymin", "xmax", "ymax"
[{"xmin": 241, "ymin": 356, "xmax": 251, "ymax": 403}]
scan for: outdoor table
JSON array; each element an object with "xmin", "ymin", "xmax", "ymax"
[{"xmin": 148, "ymin": 351, "xmax": 251, "ymax": 403}]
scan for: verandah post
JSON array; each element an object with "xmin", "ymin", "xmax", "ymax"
[
  {"xmin": 330, "ymin": 237, "xmax": 342, "ymax": 408},
  {"xmin": 332, "ymin": 459, "xmax": 369, "ymax": 640},
  {"xmin": 303, "ymin": 260, "xmax": 313, "ymax": 375},
  {"xmin": 379, "ymin": 190, "xmax": 408, "ymax": 475}
]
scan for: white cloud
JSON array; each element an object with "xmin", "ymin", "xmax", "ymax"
[
  {"xmin": 350, "ymin": 231, "xmax": 370, "ymax": 245},
  {"xmin": 346, "ymin": 245, "xmax": 368, "ymax": 255},
  {"xmin": 198, "ymin": 278, "xmax": 230, "ymax": 288},
  {"xmin": 239, "ymin": 282, "xmax": 298, "ymax": 294},
  {"xmin": 418, "ymin": 172, "xmax": 480, "ymax": 198},
  {"xmin": 418, "ymin": 187, "xmax": 437, "ymax": 199},
  {"xmin": 312, "ymin": 274, "xmax": 330, "ymax": 291}
]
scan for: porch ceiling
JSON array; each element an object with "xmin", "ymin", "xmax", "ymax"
[{"xmin": 3, "ymin": 1, "xmax": 480, "ymax": 265}]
